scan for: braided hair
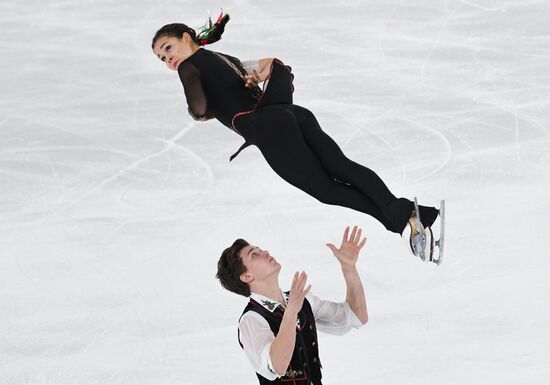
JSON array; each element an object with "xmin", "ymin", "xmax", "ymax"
[{"xmin": 151, "ymin": 10, "xmax": 230, "ymax": 49}]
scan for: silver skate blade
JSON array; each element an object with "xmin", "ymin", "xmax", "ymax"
[
  {"xmin": 426, "ymin": 226, "xmax": 435, "ymax": 263},
  {"xmin": 432, "ymin": 200, "xmax": 445, "ymax": 265}
]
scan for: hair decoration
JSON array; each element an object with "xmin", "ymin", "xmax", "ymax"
[{"xmin": 196, "ymin": 9, "xmax": 230, "ymax": 46}]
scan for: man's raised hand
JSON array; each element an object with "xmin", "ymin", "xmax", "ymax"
[
  {"xmin": 326, "ymin": 226, "xmax": 367, "ymax": 270},
  {"xmin": 286, "ymin": 271, "xmax": 311, "ymax": 315}
]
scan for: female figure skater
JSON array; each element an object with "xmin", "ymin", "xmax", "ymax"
[{"xmin": 151, "ymin": 13, "xmax": 441, "ymax": 258}]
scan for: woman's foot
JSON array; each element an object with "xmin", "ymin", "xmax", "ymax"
[{"xmin": 408, "ymin": 210, "xmax": 427, "ymax": 259}]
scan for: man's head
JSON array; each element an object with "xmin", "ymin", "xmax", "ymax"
[{"xmin": 216, "ymin": 239, "xmax": 281, "ymax": 297}]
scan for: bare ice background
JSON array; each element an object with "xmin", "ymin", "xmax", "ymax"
[{"xmin": 1, "ymin": 0, "xmax": 550, "ymax": 384}]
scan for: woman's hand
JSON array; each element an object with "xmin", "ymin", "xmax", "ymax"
[{"xmin": 243, "ymin": 69, "xmax": 263, "ymax": 88}]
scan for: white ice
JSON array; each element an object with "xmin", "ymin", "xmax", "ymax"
[{"xmin": 1, "ymin": 0, "xmax": 550, "ymax": 384}]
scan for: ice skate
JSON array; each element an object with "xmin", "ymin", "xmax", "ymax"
[
  {"xmin": 408, "ymin": 197, "xmax": 427, "ymax": 261},
  {"xmin": 426, "ymin": 200, "xmax": 445, "ymax": 265}
]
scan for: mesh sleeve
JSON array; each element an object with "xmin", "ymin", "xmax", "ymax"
[{"xmin": 178, "ymin": 61, "xmax": 209, "ymax": 120}]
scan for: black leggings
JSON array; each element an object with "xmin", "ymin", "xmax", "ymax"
[{"xmin": 236, "ymin": 104, "xmax": 438, "ymax": 234}]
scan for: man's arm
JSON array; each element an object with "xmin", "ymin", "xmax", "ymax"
[
  {"xmin": 341, "ymin": 265, "xmax": 368, "ymax": 324},
  {"xmin": 269, "ymin": 271, "xmax": 311, "ymax": 375},
  {"xmin": 326, "ymin": 226, "xmax": 368, "ymax": 324}
]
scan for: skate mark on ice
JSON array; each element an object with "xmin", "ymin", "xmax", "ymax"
[
  {"xmin": 442, "ymin": 116, "xmax": 485, "ymax": 187},
  {"xmin": 37, "ymin": 122, "xmax": 212, "ymax": 221},
  {"xmin": 0, "ymin": 298, "xmax": 16, "ymax": 344},
  {"xmin": 460, "ymin": 0, "xmax": 506, "ymax": 12},
  {"xmin": 376, "ymin": 3, "xmax": 399, "ymax": 55},
  {"xmin": 0, "ymin": 145, "xmax": 136, "ymax": 159},
  {"xmin": 152, "ymin": 136, "xmax": 214, "ymax": 188},
  {"xmin": 334, "ymin": 108, "xmax": 408, "ymax": 183},
  {"xmin": 96, "ymin": 132, "xmax": 218, "ymax": 232},
  {"xmin": 89, "ymin": 262, "xmax": 168, "ymax": 381},
  {"xmin": 399, "ymin": 117, "xmax": 452, "ymax": 182},
  {"xmin": 514, "ymin": 109, "xmax": 522, "ymax": 163},
  {"xmin": 340, "ymin": 108, "xmax": 394, "ymax": 148},
  {"xmin": 420, "ymin": 4, "xmax": 462, "ymax": 89}
]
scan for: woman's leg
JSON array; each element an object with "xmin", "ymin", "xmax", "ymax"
[
  {"xmin": 291, "ymin": 105, "xmax": 439, "ymax": 231},
  {"xmin": 244, "ymin": 106, "xmax": 397, "ymax": 232}
]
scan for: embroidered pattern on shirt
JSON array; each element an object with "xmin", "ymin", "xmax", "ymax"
[{"xmin": 261, "ymin": 299, "xmax": 278, "ymax": 311}]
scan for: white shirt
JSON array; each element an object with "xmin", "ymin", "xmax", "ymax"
[{"xmin": 238, "ymin": 291, "xmax": 364, "ymax": 381}]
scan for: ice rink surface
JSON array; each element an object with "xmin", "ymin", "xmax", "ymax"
[{"xmin": 1, "ymin": 0, "xmax": 550, "ymax": 384}]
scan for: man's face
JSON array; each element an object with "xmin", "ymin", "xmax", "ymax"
[
  {"xmin": 152, "ymin": 34, "xmax": 194, "ymax": 71},
  {"xmin": 239, "ymin": 244, "xmax": 281, "ymax": 284}
]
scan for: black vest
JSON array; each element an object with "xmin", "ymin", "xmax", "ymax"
[{"xmin": 238, "ymin": 296, "xmax": 322, "ymax": 385}]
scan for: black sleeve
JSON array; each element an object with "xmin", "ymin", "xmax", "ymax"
[{"xmin": 178, "ymin": 61, "xmax": 209, "ymax": 120}]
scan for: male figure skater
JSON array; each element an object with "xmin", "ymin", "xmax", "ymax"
[{"xmin": 216, "ymin": 226, "xmax": 368, "ymax": 384}]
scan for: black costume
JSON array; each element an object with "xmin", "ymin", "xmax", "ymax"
[
  {"xmin": 178, "ymin": 48, "xmax": 438, "ymax": 233},
  {"xmin": 238, "ymin": 297, "xmax": 322, "ymax": 385}
]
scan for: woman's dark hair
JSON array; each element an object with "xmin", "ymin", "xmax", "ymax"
[
  {"xmin": 216, "ymin": 238, "xmax": 251, "ymax": 297},
  {"xmin": 152, "ymin": 23, "xmax": 199, "ymax": 48},
  {"xmin": 151, "ymin": 13, "xmax": 230, "ymax": 49}
]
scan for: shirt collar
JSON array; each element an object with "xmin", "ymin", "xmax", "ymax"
[{"xmin": 250, "ymin": 291, "xmax": 289, "ymax": 313}]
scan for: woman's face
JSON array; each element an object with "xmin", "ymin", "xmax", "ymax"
[{"xmin": 153, "ymin": 33, "xmax": 196, "ymax": 71}]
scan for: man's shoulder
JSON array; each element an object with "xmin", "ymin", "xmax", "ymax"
[
  {"xmin": 238, "ymin": 307, "xmax": 271, "ymax": 330},
  {"xmin": 239, "ymin": 298, "xmax": 262, "ymax": 319}
]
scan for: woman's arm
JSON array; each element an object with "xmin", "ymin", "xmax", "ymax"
[
  {"xmin": 243, "ymin": 57, "xmax": 274, "ymax": 88},
  {"xmin": 179, "ymin": 62, "xmax": 214, "ymax": 120},
  {"xmin": 257, "ymin": 58, "xmax": 274, "ymax": 81}
]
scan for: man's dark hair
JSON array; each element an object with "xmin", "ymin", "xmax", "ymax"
[{"xmin": 216, "ymin": 238, "xmax": 250, "ymax": 297}]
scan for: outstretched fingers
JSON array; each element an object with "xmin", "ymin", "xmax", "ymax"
[
  {"xmin": 358, "ymin": 236, "xmax": 367, "ymax": 249},
  {"xmin": 354, "ymin": 227, "xmax": 362, "ymax": 244},
  {"xmin": 291, "ymin": 271, "xmax": 299, "ymax": 288},
  {"xmin": 349, "ymin": 225, "xmax": 357, "ymax": 244},
  {"xmin": 329, "ymin": 226, "xmax": 368, "ymax": 267},
  {"xmin": 304, "ymin": 283, "xmax": 312, "ymax": 297},
  {"xmin": 297, "ymin": 271, "xmax": 307, "ymax": 291},
  {"xmin": 342, "ymin": 226, "xmax": 350, "ymax": 244},
  {"xmin": 291, "ymin": 271, "xmax": 308, "ymax": 293},
  {"xmin": 288, "ymin": 271, "xmax": 310, "ymax": 313}
]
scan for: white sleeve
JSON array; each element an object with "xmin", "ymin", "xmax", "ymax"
[
  {"xmin": 238, "ymin": 311, "xmax": 280, "ymax": 381},
  {"xmin": 306, "ymin": 292, "xmax": 364, "ymax": 335},
  {"xmin": 241, "ymin": 60, "xmax": 260, "ymax": 75}
]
